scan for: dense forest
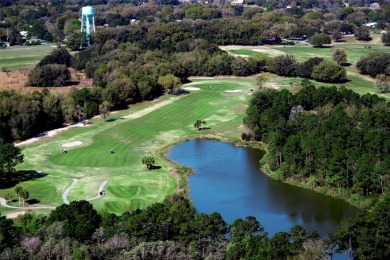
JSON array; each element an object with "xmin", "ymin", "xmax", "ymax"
[
  {"xmin": 244, "ymin": 84, "xmax": 390, "ymax": 201},
  {"xmin": 1, "ymin": 195, "xmax": 389, "ymax": 259}
]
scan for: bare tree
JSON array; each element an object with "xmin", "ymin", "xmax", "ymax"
[{"xmin": 21, "ymin": 236, "xmax": 42, "ymax": 255}]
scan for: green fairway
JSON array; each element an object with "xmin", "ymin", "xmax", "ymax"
[
  {"xmin": 220, "ymin": 37, "xmax": 390, "ymax": 99},
  {"xmin": 273, "ymin": 43, "xmax": 390, "ymax": 63},
  {"xmin": 0, "ymin": 78, "xmax": 255, "ymax": 216},
  {"xmin": 0, "ymin": 44, "xmax": 55, "ymax": 70}
]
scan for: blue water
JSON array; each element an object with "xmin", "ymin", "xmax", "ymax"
[{"xmin": 167, "ymin": 140, "xmax": 358, "ymax": 239}]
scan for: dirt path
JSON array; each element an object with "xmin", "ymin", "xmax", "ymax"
[{"xmin": 62, "ymin": 179, "xmax": 79, "ymax": 205}]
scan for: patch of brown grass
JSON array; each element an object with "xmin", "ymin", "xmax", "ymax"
[{"xmin": 0, "ymin": 68, "xmax": 93, "ymax": 95}]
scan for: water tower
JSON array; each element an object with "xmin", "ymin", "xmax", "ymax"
[{"xmin": 81, "ymin": 6, "xmax": 95, "ymax": 46}]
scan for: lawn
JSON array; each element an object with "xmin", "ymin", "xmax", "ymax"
[
  {"xmin": 273, "ymin": 43, "xmax": 390, "ymax": 64},
  {"xmin": 0, "ymin": 44, "xmax": 55, "ymax": 70},
  {"xmin": 0, "ymin": 78, "xmax": 255, "ymax": 216},
  {"xmin": 220, "ymin": 34, "xmax": 390, "ymax": 99}
]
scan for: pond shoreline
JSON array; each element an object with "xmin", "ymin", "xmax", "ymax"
[{"xmin": 158, "ymin": 135, "xmax": 367, "ymax": 210}]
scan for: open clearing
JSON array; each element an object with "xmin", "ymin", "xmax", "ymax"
[{"xmin": 1, "ymin": 78, "xmax": 254, "ymax": 216}]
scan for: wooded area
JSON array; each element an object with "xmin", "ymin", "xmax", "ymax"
[{"xmin": 244, "ymin": 84, "xmax": 390, "ymax": 198}]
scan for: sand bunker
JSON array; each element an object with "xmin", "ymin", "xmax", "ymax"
[
  {"xmin": 61, "ymin": 141, "xmax": 83, "ymax": 147},
  {"xmin": 183, "ymin": 87, "xmax": 201, "ymax": 91},
  {"xmin": 226, "ymin": 90, "xmax": 243, "ymax": 93}
]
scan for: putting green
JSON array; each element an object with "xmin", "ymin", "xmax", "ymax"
[{"xmin": 1, "ymin": 78, "xmax": 254, "ymax": 215}]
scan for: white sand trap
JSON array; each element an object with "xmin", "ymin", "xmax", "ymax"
[
  {"xmin": 183, "ymin": 86, "xmax": 201, "ymax": 91},
  {"xmin": 61, "ymin": 141, "xmax": 82, "ymax": 148},
  {"xmin": 15, "ymin": 123, "xmax": 89, "ymax": 147},
  {"xmin": 226, "ymin": 90, "xmax": 243, "ymax": 93}
]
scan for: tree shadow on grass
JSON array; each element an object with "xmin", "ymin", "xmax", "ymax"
[
  {"xmin": 26, "ymin": 199, "xmax": 40, "ymax": 205},
  {"xmin": 341, "ymin": 63, "xmax": 352, "ymax": 67},
  {"xmin": 0, "ymin": 170, "xmax": 47, "ymax": 189},
  {"xmin": 339, "ymin": 78, "xmax": 351, "ymax": 84},
  {"xmin": 149, "ymin": 165, "xmax": 162, "ymax": 170},
  {"xmin": 313, "ymin": 45, "xmax": 332, "ymax": 48},
  {"xmin": 175, "ymin": 89, "xmax": 190, "ymax": 96},
  {"xmin": 105, "ymin": 118, "xmax": 118, "ymax": 122}
]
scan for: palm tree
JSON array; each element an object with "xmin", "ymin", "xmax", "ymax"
[
  {"xmin": 194, "ymin": 120, "xmax": 206, "ymax": 131},
  {"xmin": 15, "ymin": 186, "xmax": 23, "ymax": 205},
  {"xmin": 20, "ymin": 189, "xmax": 29, "ymax": 207}
]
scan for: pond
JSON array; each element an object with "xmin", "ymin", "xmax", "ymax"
[{"xmin": 167, "ymin": 139, "xmax": 358, "ymax": 238}]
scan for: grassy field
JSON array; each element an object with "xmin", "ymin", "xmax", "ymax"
[
  {"xmin": 0, "ymin": 44, "xmax": 55, "ymax": 70},
  {"xmin": 0, "ymin": 78, "xmax": 254, "ymax": 216},
  {"xmin": 221, "ymin": 34, "xmax": 390, "ymax": 99}
]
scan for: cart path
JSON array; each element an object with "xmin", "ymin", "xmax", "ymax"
[
  {"xmin": 1, "ymin": 180, "xmax": 108, "ymax": 216},
  {"xmin": 87, "ymin": 181, "xmax": 109, "ymax": 201},
  {"xmin": 62, "ymin": 179, "xmax": 79, "ymax": 205}
]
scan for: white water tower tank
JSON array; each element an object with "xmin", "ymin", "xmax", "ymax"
[{"xmin": 81, "ymin": 6, "xmax": 95, "ymax": 45}]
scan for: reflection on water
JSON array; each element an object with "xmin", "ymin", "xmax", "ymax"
[{"xmin": 167, "ymin": 140, "xmax": 358, "ymax": 237}]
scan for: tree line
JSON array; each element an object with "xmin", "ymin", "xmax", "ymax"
[
  {"xmin": 1, "ymin": 1, "xmax": 390, "ymax": 47},
  {"xmin": 1, "ymin": 195, "xmax": 388, "ymax": 259},
  {"xmin": 244, "ymin": 82, "xmax": 390, "ymax": 198}
]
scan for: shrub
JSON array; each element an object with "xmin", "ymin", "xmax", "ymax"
[
  {"xmin": 296, "ymin": 57, "xmax": 324, "ymax": 78},
  {"xmin": 382, "ymin": 32, "xmax": 390, "ymax": 46},
  {"xmin": 356, "ymin": 52, "xmax": 390, "ymax": 77},
  {"xmin": 308, "ymin": 33, "xmax": 331, "ymax": 47},
  {"xmin": 311, "ymin": 60, "xmax": 346, "ymax": 83},
  {"xmin": 354, "ymin": 27, "xmax": 371, "ymax": 41},
  {"xmin": 38, "ymin": 47, "xmax": 72, "ymax": 67},
  {"xmin": 267, "ymin": 55, "xmax": 297, "ymax": 77},
  {"xmin": 27, "ymin": 64, "xmax": 71, "ymax": 87}
]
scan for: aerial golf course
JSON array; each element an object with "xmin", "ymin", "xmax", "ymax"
[
  {"xmin": 1, "ymin": 78, "xmax": 255, "ymax": 216},
  {"xmin": 1, "ymin": 37, "xmax": 390, "ymax": 217}
]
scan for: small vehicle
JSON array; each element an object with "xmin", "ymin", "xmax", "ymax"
[{"xmin": 0, "ymin": 42, "xmax": 7, "ymax": 49}]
